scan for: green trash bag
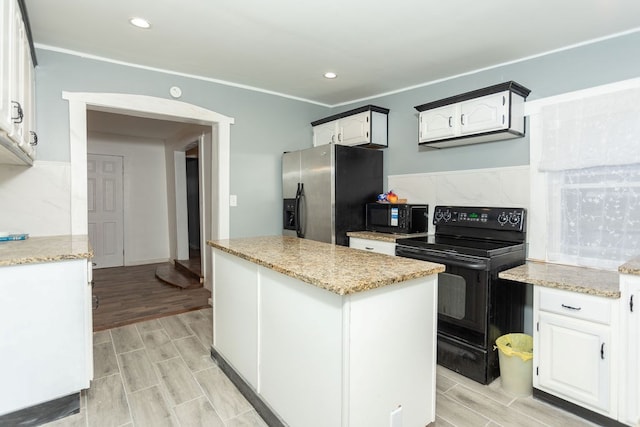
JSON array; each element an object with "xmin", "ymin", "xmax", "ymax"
[{"xmin": 494, "ymin": 333, "xmax": 533, "ymax": 362}]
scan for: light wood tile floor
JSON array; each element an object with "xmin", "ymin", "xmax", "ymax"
[
  {"xmin": 43, "ymin": 308, "xmax": 597, "ymax": 427},
  {"xmin": 43, "ymin": 308, "xmax": 267, "ymax": 427}
]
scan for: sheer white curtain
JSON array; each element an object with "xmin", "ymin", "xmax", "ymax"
[{"xmin": 537, "ymin": 88, "xmax": 640, "ymax": 270}]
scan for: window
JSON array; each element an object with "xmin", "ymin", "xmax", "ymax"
[{"xmin": 531, "ymin": 84, "xmax": 640, "ymax": 270}]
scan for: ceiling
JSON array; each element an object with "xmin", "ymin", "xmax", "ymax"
[{"xmin": 24, "ymin": 0, "xmax": 640, "ymax": 106}]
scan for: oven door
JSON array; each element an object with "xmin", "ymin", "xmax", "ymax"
[{"xmin": 395, "ymin": 246, "xmax": 490, "ymax": 346}]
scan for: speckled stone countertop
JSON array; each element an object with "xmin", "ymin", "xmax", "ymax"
[
  {"xmin": 0, "ymin": 235, "xmax": 93, "ymax": 267},
  {"xmin": 207, "ymin": 236, "xmax": 444, "ymax": 295},
  {"xmin": 347, "ymin": 231, "xmax": 430, "ymax": 243},
  {"xmin": 499, "ymin": 261, "xmax": 620, "ymax": 298},
  {"xmin": 619, "ymin": 256, "xmax": 640, "ymax": 276}
]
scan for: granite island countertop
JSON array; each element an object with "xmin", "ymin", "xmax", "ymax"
[
  {"xmin": 207, "ymin": 235, "xmax": 444, "ymax": 295},
  {"xmin": 347, "ymin": 230, "xmax": 430, "ymax": 243},
  {"xmin": 619, "ymin": 256, "xmax": 640, "ymax": 276},
  {"xmin": 0, "ymin": 235, "xmax": 93, "ymax": 267},
  {"xmin": 499, "ymin": 260, "xmax": 621, "ymax": 298}
]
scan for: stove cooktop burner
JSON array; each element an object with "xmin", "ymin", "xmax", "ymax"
[{"xmin": 395, "ymin": 235, "xmax": 524, "ymax": 258}]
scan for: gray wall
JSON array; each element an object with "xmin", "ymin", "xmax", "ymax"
[
  {"xmin": 336, "ymin": 31, "xmax": 640, "ymax": 182},
  {"xmin": 34, "ymin": 32, "xmax": 640, "ymax": 238},
  {"xmin": 35, "ymin": 49, "xmax": 329, "ymax": 238}
]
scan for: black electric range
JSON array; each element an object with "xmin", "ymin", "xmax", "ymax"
[{"xmin": 396, "ymin": 206, "xmax": 527, "ymax": 384}]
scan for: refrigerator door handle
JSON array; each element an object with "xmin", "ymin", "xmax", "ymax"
[{"xmin": 295, "ymin": 183, "xmax": 304, "ymax": 238}]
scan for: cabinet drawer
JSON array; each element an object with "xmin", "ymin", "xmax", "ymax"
[
  {"xmin": 538, "ymin": 287, "xmax": 612, "ymax": 325},
  {"xmin": 349, "ymin": 238, "xmax": 396, "ymax": 256}
]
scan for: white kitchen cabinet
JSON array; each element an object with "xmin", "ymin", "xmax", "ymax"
[
  {"xmin": 312, "ymin": 105, "xmax": 389, "ymax": 148},
  {"xmin": 349, "ymin": 237, "xmax": 396, "ymax": 256},
  {"xmin": 0, "ymin": 0, "xmax": 36, "ymax": 166},
  {"xmin": 212, "ymin": 250, "xmax": 259, "ymax": 387},
  {"xmin": 533, "ymin": 286, "xmax": 618, "ymax": 419},
  {"xmin": 619, "ymin": 274, "xmax": 640, "ymax": 426},
  {"xmin": 0, "ymin": 259, "xmax": 93, "ymax": 416},
  {"xmin": 415, "ymin": 81, "xmax": 530, "ymax": 149}
]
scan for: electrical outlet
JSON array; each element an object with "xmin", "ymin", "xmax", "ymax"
[
  {"xmin": 390, "ymin": 405, "xmax": 402, "ymax": 427},
  {"xmin": 230, "ymin": 194, "xmax": 237, "ymax": 206}
]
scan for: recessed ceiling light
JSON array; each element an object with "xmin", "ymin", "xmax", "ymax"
[
  {"xmin": 324, "ymin": 72, "xmax": 337, "ymax": 79},
  {"xmin": 129, "ymin": 17, "xmax": 151, "ymax": 29}
]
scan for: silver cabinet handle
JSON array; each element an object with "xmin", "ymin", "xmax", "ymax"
[
  {"xmin": 12, "ymin": 101, "xmax": 23, "ymax": 123},
  {"xmin": 600, "ymin": 343, "xmax": 605, "ymax": 360},
  {"xmin": 561, "ymin": 304, "xmax": 581, "ymax": 311},
  {"xmin": 460, "ymin": 114, "xmax": 465, "ymax": 126},
  {"xmin": 631, "ymin": 294, "xmax": 635, "ymax": 312},
  {"xmin": 29, "ymin": 131, "xmax": 38, "ymax": 146},
  {"xmin": 365, "ymin": 247, "xmax": 374, "ymax": 251},
  {"xmin": 448, "ymin": 116, "xmax": 453, "ymax": 128}
]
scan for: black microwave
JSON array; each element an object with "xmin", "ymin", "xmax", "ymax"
[{"xmin": 365, "ymin": 203, "xmax": 428, "ymax": 234}]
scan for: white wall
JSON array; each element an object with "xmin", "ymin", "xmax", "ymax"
[
  {"xmin": 388, "ymin": 165, "xmax": 530, "ymax": 229},
  {"xmin": 88, "ymin": 132, "xmax": 171, "ymax": 266},
  {"xmin": 0, "ymin": 161, "xmax": 71, "ymax": 236}
]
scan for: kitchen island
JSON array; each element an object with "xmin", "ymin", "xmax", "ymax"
[{"xmin": 207, "ymin": 236, "xmax": 444, "ymax": 427}]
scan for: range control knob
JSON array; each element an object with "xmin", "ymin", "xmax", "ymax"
[
  {"xmin": 434, "ymin": 210, "xmax": 443, "ymax": 222},
  {"xmin": 443, "ymin": 210, "xmax": 452, "ymax": 222},
  {"xmin": 497, "ymin": 212, "xmax": 509, "ymax": 225},
  {"xmin": 509, "ymin": 213, "xmax": 521, "ymax": 225}
]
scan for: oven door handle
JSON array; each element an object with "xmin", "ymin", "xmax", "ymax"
[{"xmin": 396, "ymin": 246, "xmax": 488, "ymax": 271}]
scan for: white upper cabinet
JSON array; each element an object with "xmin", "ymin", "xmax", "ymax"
[
  {"xmin": 416, "ymin": 81, "xmax": 530, "ymax": 149},
  {"xmin": 312, "ymin": 105, "xmax": 389, "ymax": 149},
  {"xmin": 0, "ymin": 0, "xmax": 36, "ymax": 166}
]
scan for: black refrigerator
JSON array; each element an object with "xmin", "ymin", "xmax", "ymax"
[{"xmin": 282, "ymin": 144, "xmax": 383, "ymax": 246}]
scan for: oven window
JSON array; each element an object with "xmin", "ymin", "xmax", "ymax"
[{"xmin": 438, "ymin": 273, "xmax": 465, "ymax": 320}]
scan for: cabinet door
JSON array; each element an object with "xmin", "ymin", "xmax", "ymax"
[
  {"xmin": 312, "ymin": 121, "xmax": 336, "ymax": 147},
  {"xmin": 10, "ymin": 7, "xmax": 28, "ymax": 149},
  {"xmin": 338, "ymin": 111, "xmax": 370, "ymax": 146},
  {"xmin": 536, "ymin": 311, "xmax": 611, "ymax": 414},
  {"xmin": 0, "ymin": 260, "xmax": 90, "ymax": 415},
  {"xmin": 418, "ymin": 105, "xmax": 457, "ymax": 142},
  {"xmin": 213, "ymin": 250, "xmax": 259, "ymax": 387},
  {"xmin": 619, "ymin": 275, "xmax": 640, "ymax": 425},
  {"xmin": 0, "ymin": 0, "xmax": 15, "ymax": 135},
  {"xmin": 459, "ymin": 91, "xmax": 509, "ymax": 136},
  {"xmin": 18, "ymin": 25, "xmax": 35, "ymax": 158}
]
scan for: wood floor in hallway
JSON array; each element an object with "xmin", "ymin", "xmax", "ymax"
[{"xmin": 92, "ymin": 262, "xmax": 211, "ymax": 331}]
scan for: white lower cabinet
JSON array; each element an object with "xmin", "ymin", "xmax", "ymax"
[
  {"xmin": 533, "ymin": 286, "xmax": 618, "ymax": 419},
  {"xmin": 348, "ymin": 237, "xmax": 396, "ymax": 256},
  {"xmin": 212, "ymin": 251, "xmax": 259, "ymax": 387},
  {"xmin": 0, "ymin": 259, "xmax": 93, "ymax": 416},
  {"xmin": 619, "ymin": 274, "xmax": 640, "ymax": 426}
]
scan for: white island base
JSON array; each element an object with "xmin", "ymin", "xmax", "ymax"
[{"xmin": 211, "ymin": 248, "xmax": 438, "ymax": 427}]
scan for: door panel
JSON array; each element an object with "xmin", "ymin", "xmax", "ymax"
[
  {"xmin": 87, "ymin": 154, "xmax": 124, "ymax": 268},
  {"xmin": 300, "ymin": 146, "xmax": 333, "ymax": 243}
]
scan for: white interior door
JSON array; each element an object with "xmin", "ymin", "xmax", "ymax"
[{"xmin": 87, "ymin": 154, "xmax": 124, "ymax": 268}]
